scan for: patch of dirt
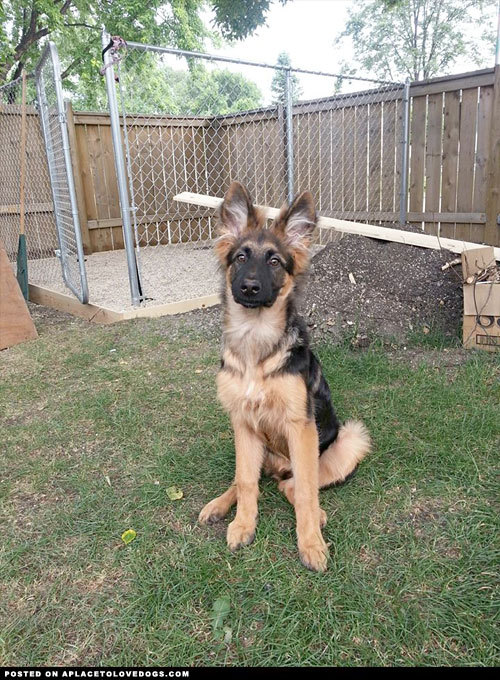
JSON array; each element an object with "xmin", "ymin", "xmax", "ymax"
[
  {"xmin": 301, "ymin": 234, "xmax": 463, "ymax": 344},
  {"xmin": 27, "ymin": 301, "xmax": 85, "ymax": 329}
]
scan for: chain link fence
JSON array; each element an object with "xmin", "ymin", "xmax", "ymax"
[
  {"xmin": 0, "ymin": 75, "xmax": 61, "ymax": 289},
  {"xmin": 0, "ymin": 43, "xmax": 89, "ymax": 304},
  {"xmin": 104, "ymin": 39, "xmax": 406, "ymax": 306}
]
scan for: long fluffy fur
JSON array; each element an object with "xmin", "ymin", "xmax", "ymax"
[{"xmin": 319, "ymin": 420, "xmax": 371, "ymax": 487}]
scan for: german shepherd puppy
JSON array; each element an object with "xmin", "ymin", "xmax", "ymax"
[{"xmin": 199, "ymin": 182, "xmax": 371, "ymax": 572}]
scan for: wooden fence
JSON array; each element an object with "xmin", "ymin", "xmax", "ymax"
[
  {"xmin": 1, "ymin": 66, "xmax": 499, "ymax": 257},
  {"xmin": 408, "ymin": 67, "xmax": 500, "ymax": 246}
]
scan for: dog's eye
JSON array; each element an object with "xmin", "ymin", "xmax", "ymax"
[
  {"xmin": 269, "ymin": 257, "xmax": 280, "ymax": 267},
  {"xmin": 237, "ymin": 253, "xmax": 246, "ymax": 263}
]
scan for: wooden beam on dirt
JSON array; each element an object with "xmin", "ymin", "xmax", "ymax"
[{"xmin": 173, "ymin": 192, "xmax": 500, "ymax": 261}]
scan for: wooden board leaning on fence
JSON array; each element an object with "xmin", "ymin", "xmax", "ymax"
[{"xmin": 0, "ymin": 239, "xmax": 38, "ymax": 351}]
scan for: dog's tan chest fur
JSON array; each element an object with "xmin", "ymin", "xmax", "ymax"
[{"xmin": 217, "ymin": 353, "xmax": 307, "ymax": 460}]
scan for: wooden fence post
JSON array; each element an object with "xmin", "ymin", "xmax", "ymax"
[
  {"xmin": 66, "ymin": 101, "xmax": 92, "ymax": 254},
  {"xmin": 485, "ymin": 65, "xmax": 500, "ymax": 246}
]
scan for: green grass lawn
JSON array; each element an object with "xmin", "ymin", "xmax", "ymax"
[{"xmin": 1, "ymin": 309, "xmax": 499, "ymax": 666}]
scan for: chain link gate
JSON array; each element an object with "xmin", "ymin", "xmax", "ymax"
[
  {"xmin": 35, "ymin": 42, "xmax": 89, "ymax": 304},
  {"xmin": 103, "ymin": 35, "xmax": 406, "ymax": 307}
]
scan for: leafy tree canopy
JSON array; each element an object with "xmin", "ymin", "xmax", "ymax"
[
  {"xmin": 335, "ymin": 0, "xmax": 497, "ymax": 83},
  {"xmin": 270, "ymin": 51, "xmax": 302, "ymax": 104},
  {"xmin": 0, "ymin": 0, "xmax": 285, "ymax": 89},
  {"xmin": 70, "ymin": 58, "xmax": 263, "ymax": 115}
]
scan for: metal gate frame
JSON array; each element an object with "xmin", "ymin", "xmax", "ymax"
[{"xmin": 35, "ymin": 42, "xmax": 89, "ymax": 304}]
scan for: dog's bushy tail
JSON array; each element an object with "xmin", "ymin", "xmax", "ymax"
[{"xmin": 319, "ymin": 420, "xmax": 371, "ymax": 488}]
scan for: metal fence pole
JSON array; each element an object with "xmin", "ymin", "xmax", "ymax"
[
  {"xmin": 285, "ymin": 68, "xmax": 294, "ymax": 204},
  {"xmin": 496, "ymin": 0, "xmax": 500, "ymax": 66},
  {"xmin": 102, "ymin": 30, "xmax": 143, "ymax": 307},
  {"xmin": 399, "ymin": 78, "xmax": 411, "ymax": 227}
]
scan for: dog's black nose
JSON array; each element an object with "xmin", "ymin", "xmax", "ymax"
[{"xmin": 240, "ymin": 279, "xmax": 261, "ymax": 296}]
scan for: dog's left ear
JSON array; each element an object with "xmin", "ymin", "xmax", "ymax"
[{"xmin": 273, "ymin": 192, "xmax": 316, "ymax": 270}]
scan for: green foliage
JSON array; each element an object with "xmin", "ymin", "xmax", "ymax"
[
  {"xmin": 0, "ymin": 1, "xmax": 286, "ymax": 86},
  {"xmin": 182, "ymin": 67, "xmax": 263, "ymax": 115},
  {"xmin": 270, "ymin": 51, "xmax": 302, "ymax": 105},
  {"xmin": 69, "ymin": 56, "xmax": 262, "ymax": 114},
  {"xmin": 336, "ymin": 0, "xmax": 497, "ymax": 82},
  {"xmin": 211, "ymin": 0, "xmax": 286, "ymax": 40}
]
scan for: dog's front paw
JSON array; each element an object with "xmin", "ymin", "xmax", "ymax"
[
  {"xmin": 199, "ymin": 498, "xmax": 228, "ymax": 525},
  {"xmin": 298, "ymin": 535, "xmax": 329, "ymax": 572},
  {"xmin": 227, "ymin": 520, "xmax": 256, "ymax": 551}
]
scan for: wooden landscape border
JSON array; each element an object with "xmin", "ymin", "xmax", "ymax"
[{"xmin": 29, "ymin": 284, "xmax": 220, "ymax": 324}]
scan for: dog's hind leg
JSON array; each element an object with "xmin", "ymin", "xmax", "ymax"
[{"xmin": 199, "ymin": 484, "xmax": 237, "ymax": 525}]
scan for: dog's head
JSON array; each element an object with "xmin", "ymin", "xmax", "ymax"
[{"xmin": 215, "ymin": 182, "xmax": 317, "ymax": 309}]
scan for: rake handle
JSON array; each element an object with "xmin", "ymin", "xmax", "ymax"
[{"xmin": 19, "ymin": 70, "xmax": 27, "ymax": 237}]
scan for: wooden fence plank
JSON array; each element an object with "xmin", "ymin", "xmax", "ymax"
[
  {"xmin": 368, "ymin": 102, "xmax": 382, "ymax": 218},
  {"xmin": 75, "ymin": 123, "xmax": 97, "ymax": 223},
  {"xmin": 100, "ymin": 123, "xmax": 120, "ymax": 221},
  {"xmin": 456, "ymin": 88, "xmax": 478, "ymax": 241},
  {"xmin": 330, "ymin": 108, "xmax": 343, "ymax": 214},
  {"xmin": 318, "ymin": 110, "xmax": 331, "ymax": 213},
  {"xmin": 471, "ymin": 85, "xmax": 493, "ymax": 242},
  {"xmin": 308, "ymin": 111, "xmax": 321, "ymax": 203},
  {"xmin": 440, "ymin": 90, "xmax": 460, "ymax": 239},
  {"xmin": 381, "ymin": 100, "xmax": 397, "ymax": 214},
  {"xmin": 66, "ymin": 102, "xmax": 91, "ymax": 254},
  {"xmin": 355, "ymin": 105, "xmax": 369, "ymax": 215},
  {"xmin": 409, "ymin": 96, "xmax": 427, "ymax": 228},
  {"xmin": 424, "ymin": 93, "xmax": 443, "ymax": 235},
  {"xmin": 86, "ymin": 123, "xmax": 109, "ymax": 223}
]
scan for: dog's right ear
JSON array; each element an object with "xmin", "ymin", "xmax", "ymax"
[
  {"xmin": 215, "ymin": 182, "xmax": 255, "ymax": 262},
  {"xmin": 219, "ymin": 182, "xmax": 254, "ymax": 236}
]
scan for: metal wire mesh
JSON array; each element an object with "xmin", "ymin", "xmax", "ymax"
[
  {"xmin": 109, "ymin": 42, "xmax": 405, "ymax": 304},
  {"xmin": 0, "ymin": 75, "xmax": 61, "ymax": 288},
  {"xmin": 35, "ymin": 43, "xmax": 88, "ymax": 303}
]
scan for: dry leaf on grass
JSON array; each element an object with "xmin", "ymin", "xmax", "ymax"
[
  {"xmin": 121, "ymin": 529, "xmax": 137, "ymax": 544},
  {"xmin": 166, "ymin": 486, "xmax": 184, "ymax": 501}
]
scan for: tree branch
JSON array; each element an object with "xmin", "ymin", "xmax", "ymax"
[
  {"xmin": 60, "ymin": 57, "xmax": 81, "ymax": 80},
  {"xmin": 64, "ymin": 22, "xmax": 100, "ymax": 31}
]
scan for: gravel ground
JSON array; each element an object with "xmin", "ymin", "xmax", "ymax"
[{"xmin": 28, "ymin": 245, "xmax": 221, "ymax": 311}]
